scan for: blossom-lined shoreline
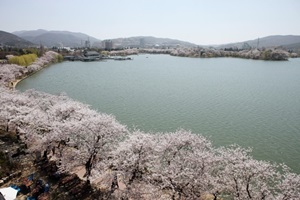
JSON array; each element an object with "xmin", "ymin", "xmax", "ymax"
[
  {"xmin": 0, "ymin": 51, "xmax": 62, "ymax": 89},
  {"xmin": 108, "ymin": 47, "xmax": 298, "ymax": 61}
]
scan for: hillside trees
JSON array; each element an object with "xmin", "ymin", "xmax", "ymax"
[{"xmin": 0, "ymin": 87, "xmax": 300, "ymax": 199}]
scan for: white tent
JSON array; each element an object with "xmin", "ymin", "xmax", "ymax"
[{"xmin": 0, "ymin": 187, "xmax": 18, "ymax": 200}]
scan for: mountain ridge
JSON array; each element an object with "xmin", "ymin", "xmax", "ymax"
[
  {"xmin": 0, "ymin": 30, "xmax": 33, "ymax": 47},
  {"xmin": 13, "ymin": 30, "xmax": 101, "ymax": 47},
  {"xmin": 3, "ymin": 29, "xmax": 300, "ymax": 50},
  {"xmin": 109, "ymin": 36, "xmax": 197, "ymax": 48},
  {"xmin": 216, "ymin": 35, "xmax": 300, "ymax": 49},
  {"xmin": 108, "ymin": 35, "xmax": 300, "ymax": 49}
]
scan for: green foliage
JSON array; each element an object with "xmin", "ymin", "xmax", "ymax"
[
  {"xmin": 9, "ymin": 56, "xmax": 25, "ymax": 66},
  {"xmin": 101, "ymin": 51, "xmax": 109, "ymax": 56},
  {"xmin": 24, "ymin": 54, "xmax": 37, "ymax": 65},
  {"xmin": 56, "ymin": 54, "xmax": 63, "ymax": 62},
  {"xmin": 26, "ymin": 48, "xmax": 39, "ymax": 56},
  {"xmin": 262, "ymin": 50, "xmax": 272, "ymax": 60},
  {"xmin": 8, "ymin": 53, "xmax": 37, "ymax": 66}
]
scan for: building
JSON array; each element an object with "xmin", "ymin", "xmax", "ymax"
[
  {"xmin": 104, "ymin": 40, "xmax": 113, "ymax": 50},
  {"xmin": 83, "ymin": 51, "xmax": 100, "ymax": 61},
  {"xmin": 140, "ymin": 38, "xmax": 146, "ymax": 48},
  {"xmin": 85, "ymin": 39, "xmax": 91, "ymax": 49}
]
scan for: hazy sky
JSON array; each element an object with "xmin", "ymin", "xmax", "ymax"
[{"xmin": 1, "ymin": 0, "xmax": 300, "ymax": 45}]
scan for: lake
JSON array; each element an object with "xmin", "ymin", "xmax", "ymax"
[{"xmin": 17, "ymin": 54, "xmax": 300, "ymax": 173}]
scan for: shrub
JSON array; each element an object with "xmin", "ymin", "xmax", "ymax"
[{"xmin": 8, "ymin": 53, "xmax": 37, "ymax": 66}]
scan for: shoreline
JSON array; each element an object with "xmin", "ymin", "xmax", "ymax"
[
  {"xmin": 10, "ymin": 60, "xmax": 59, "ymax": 90},
  {"xmin": 11, "ymin": 77, "xmax": 27, "ymax": 90},
  {"xmin": 115, "ymin": 48, "xmax": 296, "ymax": 61},
  {"xmin": 9, "ymin": 49, "xmax": 297, "ymax": 90}
]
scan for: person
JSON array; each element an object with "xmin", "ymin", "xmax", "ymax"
[
  {"xmin": 111, "ymin": 173, "xmax": 119, "ymax": 193},
  {"xmin": 28, "ymin": 174, "xmax": 34, "ymax": 181},
  {"xmin": 0, "ymin": 192, "xmax": 5, "ymax": 200},
  {"xmin": 44, "ymin": 183, "xmax": 50, "ymax": 193}
]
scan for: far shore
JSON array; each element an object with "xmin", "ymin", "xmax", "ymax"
[{"xmin": 9, "ymin": 47, "xmax": 297, "ymax": 90}]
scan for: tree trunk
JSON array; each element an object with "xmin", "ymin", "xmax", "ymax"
[
  {"xmin": 85, "ymin": 155, "xmax": 93, "ymax": 180},
  {"xmin": 246, "ymin": 182, "xmax": 252, "ymax": 199},
  {"xmin": 43, "ymin": 150, "xmax": 48, "ymax": 160},
  {"xmin": 6, "ymin": 119, "xmax": 9, "ymax": 132},
  {"xmin": 213, "ymin": 193, "xmax": 218, "ymax": 200},
  {"xmin": 111, "ymin": 173, "xmax": 119, "ymax": 193},
  {"xmin": 85, "ymin": 151, "xmax": 97, "ymax": 180},
  {"xmin": 234, "ymin": 177, "xmax": 240, "ymax": 198}
]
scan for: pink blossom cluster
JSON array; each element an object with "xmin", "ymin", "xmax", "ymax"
[
  {"xmin": 27, "ymin": 51, "xmax": 60, "ymax": 73},
  {"xmin": 0, "ymin": 64, "xmax": 27, "ymax": 87},
  {"xmin": 0, "ymin": 88, "xmax": 299, "ymax": 199}
]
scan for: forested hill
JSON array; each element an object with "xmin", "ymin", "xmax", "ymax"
[
  {"xmin": 0, "ymin": 30, "xmax": 33, "ymax": 47},
  {"xmin": 12, "ymin": 30, "xmax": 198, "ymax": 48},
  {"xmin": 109, "ymin": 36, "xmax": 197, "ymax": 48},
  {"xmin": 217, "ymin": 35, "xmax": 300, "ymax": 49},
  {"xmin": 7, "ymin": 29, "xmax": 300, "ymax": 50},
  {"xmin": 13, "ymin": 29, "xmax": 101, "ymax": 47}
]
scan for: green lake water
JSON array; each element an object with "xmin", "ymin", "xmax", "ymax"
[{"xmin": 17, "ymin": 54, "xmax": 300, "ymax": 173}]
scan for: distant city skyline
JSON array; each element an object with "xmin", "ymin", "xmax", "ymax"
[{"xmin": 1, "ymin": 0, "xmax": 300, "ymax": 45}]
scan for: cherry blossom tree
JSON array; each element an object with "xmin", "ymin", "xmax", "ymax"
[
  {"xmin": 112, "ymin": 131, "xmax": 156, "ymax": 184},
  {"xmin": 151, "ymin": 130, "xmax": 215, "ymax": 199},
  {"xmin": 110, "ymin": 130, "xmax": 217, "ymax": 199},
  {"xmin": 0, "ymin": 88, "xmax": 33, "ymax": 132},
  {"xmin": 0, "ymin": 64, "xmax": 25, "ymax": 87},
  {"xmin": 214, "ymin": 145, "xmax": 282, "ymax": 200},
  {"xmin": 56, "ymin": 113, "xmax": 128, "ymax": 181},
  {"xmin": 276, "ymin": 167, "xmax": 300, "ymax": 200},
  {"xmin": 109, "ymin": 131, "xmax": 159, "ymax": 199},
  {"xmin": 0, "ymin": 88, "xmax": 60, "ymax": 157}
]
